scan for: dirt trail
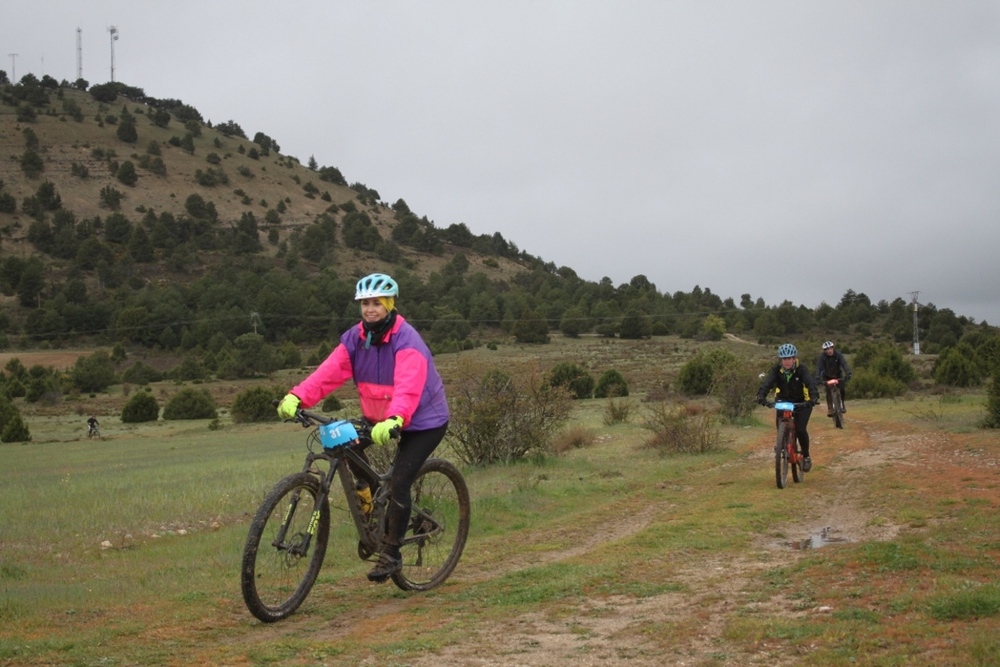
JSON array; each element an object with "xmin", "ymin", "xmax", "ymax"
[{"xmin": 399, "ymin": 417, "xmax": 915, "ymax": 667}]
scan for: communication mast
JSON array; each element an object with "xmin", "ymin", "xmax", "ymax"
[
  {"xmin": 107, "ymin": 25, "xmax": 119, "ymax": 82},
  {"xmin": 908, "ymin": 291, "xmax": 921, "ymax": 355},
  {"xmin": 76, "ymin": 28, "xmax": 82, "ymax": 81}
]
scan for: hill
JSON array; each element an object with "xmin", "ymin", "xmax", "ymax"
[{"xmin": 1, "ymin": 75, "xmax": 998, "ymax": 387}]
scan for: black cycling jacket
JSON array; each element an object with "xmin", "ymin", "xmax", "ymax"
[
  {"xmin": 815, "ymin": 350, "xmax": 851, "ymax": 381},
  {"xmin": 757, "ymin": 360, "xmax": 818, "ymax": 404}
]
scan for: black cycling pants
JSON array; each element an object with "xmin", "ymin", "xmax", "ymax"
[
  {"xmin": 775, "ymin": 405, "xmax": 812, "ymax": 457},
  {"xmin": 384, "ymin": 423, "xmax": 449, "ymax": 548}
]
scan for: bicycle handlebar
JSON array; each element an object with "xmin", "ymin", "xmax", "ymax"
[
  {"xmin": 764, "ymin": 400, "xmax": 814, "ymax": 410},
  {"xmin": 270, "ymin": 399, "xmax": 398, "ymax": 440}
]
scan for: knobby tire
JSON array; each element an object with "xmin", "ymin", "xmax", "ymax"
[
  {"xmin": 775, "ymin": 422, "xmax": 790, "ymax": 489},
  {"xmin": 241, "ymin": 473, "xmax": 330, "ymax": 622},
  {"xmin": 390, "ymin": 458, "xmax": 471, "ymax": 592},
  {"xmin": 791, "ymin": 428, "xmax": 803, "ymax": 484},
  {"xmin": 832, "ymin": 390, "xmax": 845, "ymax": 429}
]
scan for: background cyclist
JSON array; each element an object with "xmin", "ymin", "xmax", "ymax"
[
  {"xmin": 757, "ymin": 343, "xmax": 820, "ymax": 471},
  {"xmin": 87, "ymin": 415, "xmax": 100, "ymax": 436},
  {"xmin": 815, "ymin": 340, "xmax": 852, "ymax": 416}
]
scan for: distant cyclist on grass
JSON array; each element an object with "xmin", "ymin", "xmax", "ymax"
[
  {"xmin": 87, "ymin": 415, "xmax": 100, "ymax": 437},
  {"xmin": 757, "ymin": 344, "xmax": 820, "ymax": 471},
  {"xmin": 815, "ymin": 340, "xmax": 852, "ymax": 416}
]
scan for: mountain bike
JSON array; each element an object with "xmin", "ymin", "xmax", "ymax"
[
  {"xmin": 87, "ymin": 424, "xmax": 101, "ymax": 440},
  {"xmin": 765, "ymin": 401, "xmax": 809, "ymax": 489},
  {"xmin": 241, "ymin": 408, "xmax": 471, "ymax": 623},
  {"xmin": 824, "ymin": 378, "xmax": 845, "ymax": 429}
]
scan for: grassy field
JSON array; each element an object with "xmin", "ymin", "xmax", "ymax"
[{"xmin": 2, "ymin": 341, "xmax": 1000, "ymax": 666}]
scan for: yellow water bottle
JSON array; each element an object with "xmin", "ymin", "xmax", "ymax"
[{"xmin": 356, "ymin": 482, "xmax": 373, "ymax": 515}]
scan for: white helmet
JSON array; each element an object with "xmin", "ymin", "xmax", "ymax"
[
  {"xmin": 822, "ymin": 341, "xmax": 835, "ymax": 350},
  {"xmin": 355, "ymin": 273, "xmax": 398, "ymax": 300}
]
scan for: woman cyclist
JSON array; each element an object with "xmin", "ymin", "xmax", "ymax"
[
  {"xmin": 276, "ymin": 273, "xmax": 450, "ymax": 582},
  {"xmin": 757, "ymin": 343, "xmax": 820, "ymax": 471}
]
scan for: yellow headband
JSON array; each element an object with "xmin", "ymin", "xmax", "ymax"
[{"xmin": 360, "ymin": 297, "xmax": 395, "ymax": 312}]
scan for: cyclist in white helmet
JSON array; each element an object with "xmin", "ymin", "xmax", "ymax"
[
  {"xmin": 757, "ymin": 343, "xmax": 820, "ymax": 471},
  {"xmin": 815, "ymin": 341, "xmax": 852, "ymax": 416}
]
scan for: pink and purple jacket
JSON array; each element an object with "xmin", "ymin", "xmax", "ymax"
[{"xmin": 290, "ymin": 315, "xmax": 449, "ymax": 431}]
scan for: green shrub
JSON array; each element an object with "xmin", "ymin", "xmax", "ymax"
[
  {"xmin": 0, "ymin": 396, "xmax": 32, "ymax": 442},
  {"xmin": 594, "ymin": 369, "xmax": 629, "ymax": 398},
  {"xmin": 121, "ymin": 392, "xmax": 160, "ymax": 423},
  {"xmin": 934, "ymin": 345, "xmax": 981, "ymax": 387},
  {"xmin": 849, "ymin": 369, "xmax": 907, "ymax": 399},
  {"xmin": 71, "ymin": 351, "xmax": 117, "ymax": 393},
  {"xmin": 981, "ymin": 372, "xmax": 1000, "ymax": 429},
  {"xmin": 677, "ymin": 355, "xmax": 713, "ymax": 395},
  {"xmin": 447, "ymin": 358, "xmax": 571, "ymax": 465},
  {"xmin": 547, "ymin": 362, "xmax": 594, "ymax": 399},
  {"xmin": 710, "ymin": 357, "xmax": 761, "ymax": 423},
  {"xmin": 603, "ymin": 397, "xmax": 632, "ymax": 426},
  {"xmin": 120, "ymin": 362, "xmax": 163, "ymax": 385},
  {"xmin": 642, "ymin": 402, "xmax": 721, "ymax": 455},
  {"xmin": 231, "ymin": 385, "xmax": 283, "ymax": 423},
  {"xmin": 321, "ymin": 395, "xmax": 343, "ymax": 412},
  {"xmin": 163, "ymin": 388, "xmax": 217, "ymax": 420}
]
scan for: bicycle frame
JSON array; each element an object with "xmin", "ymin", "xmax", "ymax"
[
  {"xmin": 773, "ymin": 401, "xmax": 807, "ymax": 488},
  {"xmin": 282, "ymin": 421, "xmax": 393, "ymax": 560}
]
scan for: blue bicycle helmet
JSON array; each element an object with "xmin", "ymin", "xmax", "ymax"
[
  {"xmin": 355, "ymin": 273, "xmax": 399, "ymax": 300},
  {"xmin": 777, "ymin": 343, "xmax": 798, "ymax": 358}
]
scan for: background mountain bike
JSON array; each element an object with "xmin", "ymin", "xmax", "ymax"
[
  {"xmin": 87, "ymin": 425, "xmax": 101, "ymax": 440},
  {"xmin": 824, "ymin": 378, "xmax": 845, "ymax": 429},
  {"xmin": 241, "ymin": 408, "xmax": 471, "ymax": 623},
  {"xmin": 765, "ymin": 400, "xmax": 809, "ymax": 489}
]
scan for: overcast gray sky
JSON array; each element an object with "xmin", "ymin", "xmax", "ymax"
[{"xmin": 5, "ymin": 1, "xmax": 1000, "ymax": 325}]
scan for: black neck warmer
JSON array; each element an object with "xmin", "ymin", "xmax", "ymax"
[{"xmin": 362, "ymin": 311, "xmax": 397, "ymax": 349}]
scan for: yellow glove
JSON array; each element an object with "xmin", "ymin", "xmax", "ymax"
[
  {"xmin": 371, "ymin": 416, "xmax": 403, "ymax": 446},
  {"xmin": 276, "ymin": 393, "xmax": 301, "ymax": 420}
]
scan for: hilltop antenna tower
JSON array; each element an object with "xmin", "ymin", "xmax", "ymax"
[
  {"xmin": 107, "ymin": 25, "xmax": 119, "ymax": 82},
  {"xmin": 77, "ymin": 28, "xmax": 83, "ymax": 80},
  {"xmin": 8, "ymin": 53, "xmax": 17, "ymax": 82},
  {"xmin": 908, "ymin": 291, "xmax": 921, "ymax": 355}
]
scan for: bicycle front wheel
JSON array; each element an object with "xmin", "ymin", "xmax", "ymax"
[
  {"xmin": 775, "ymin": 422, "xmax": 790, "ymax": 489},
  {"xmin": 241, "ymin": 473, "xmax": 329, "ymax": 622},
  {"xmin": 391, "ymin": 458, "xmax": 471, "ymax": 592},
  {"xmin": 832, "ymin": 391, "xmax": 845, "ymax": 429}
]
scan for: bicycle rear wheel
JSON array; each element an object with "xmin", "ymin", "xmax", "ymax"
[
  {"xmin": 791, "ymin": 438, "xmax": 803, "ymax": 483},
  {"xmin": 391, "ymin": 458, "xmax": 471, "ymax": 592},
  {"xmin": 774, "ymin": 423, "xmax": 790, "ymax": 489},
  {"xmin": 241, "ymin": 473, "xmax": 329, "ymax": 622}
]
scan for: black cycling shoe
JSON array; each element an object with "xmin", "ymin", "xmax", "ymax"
[
  {"xmin": 367, "ymin": 551, "xmax": 402, "ymax": 583},
  {"xmin": 842, "ymin": 406, "xmax": 847, "ymax": 414},
  {"xmin": 802, "ymin": 456, "xmax": 812, "ymax": 472}
]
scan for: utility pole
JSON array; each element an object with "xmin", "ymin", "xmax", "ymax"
[
  {"xmin": 107, "ymin": 26, "xmax": 119, "ymax": 82},
  {"xmin": 908, "ymin": 291, "xmax": 921, "ymax": 355},
  {"xmin": 8, "ymin": 53, "xmax": 17, "ymax": 81},
  {"xmin": 77, "ymin": 28, "xmax": 83, "ymax": 81}
]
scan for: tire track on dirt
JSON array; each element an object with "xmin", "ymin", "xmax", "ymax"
[{"xmin": 407, "ymin": 419, "xmax": 935, "ymax": 667}]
